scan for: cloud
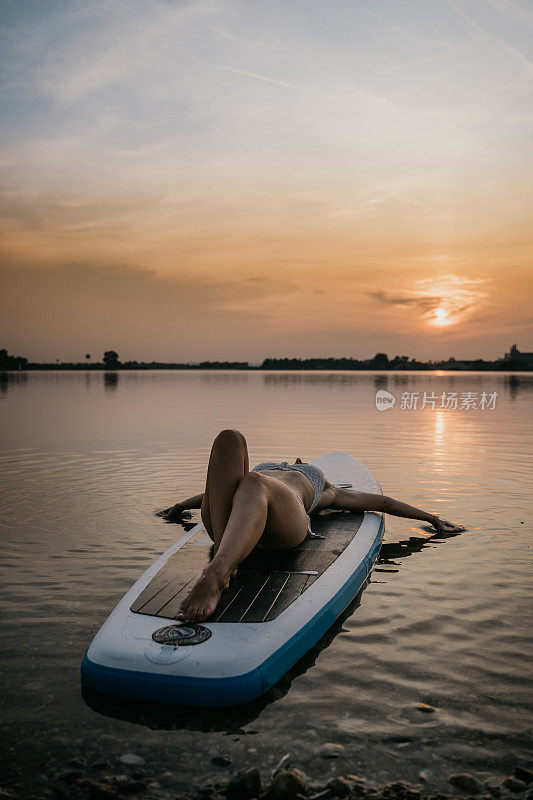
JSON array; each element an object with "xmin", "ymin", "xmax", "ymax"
[
  {"xmin": 12, "ymin": 0, "xmax": 223, "ymax": 106},
  {"xmin": 217, "ymin": 66, "xmax": 305, "ymax": 93},
  {"xmin": 486, "ymin": 0, "xmax": 533, "ymax": 27},
  {"xmin": 370, "ymin": 291, "xmax": 437, "ymax": 312},
  {"xmin": 1, "ymin": 258, "xmax": 293, "ymax": 309},
  {"xmin": 0, "ymin": 259, "xmax": 297, "ymax": 361},
  {"xmin": 370, "ymin": 273, "xmax": 489, "ymax": 325},
  {"xmin": 0, "ymin": 0, "xmax": 531, "ymax": 363},
  {"xmin": 217, "ymin": 65, "xmax": 398, "ymax": 117},
  {"xmin": 447, "ymin": 0, "xmax": 533, "ymax": 78}
]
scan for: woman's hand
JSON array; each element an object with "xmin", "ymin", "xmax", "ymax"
[
  {"xmin": 156, "ymin": 503, "xmax": 192, "ymax": 520},
  {"xmin": 431, "ymin": 515, "xmax": 465, "ymax": 533}
]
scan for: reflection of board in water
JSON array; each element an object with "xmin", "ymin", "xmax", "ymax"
[{"xmin": 81, "ymin": 452, "xmax": 384, "ymax": 707}]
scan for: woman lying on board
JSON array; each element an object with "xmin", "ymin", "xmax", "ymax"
[{"xmin": 157, "ymin": 429, "xmax": 465, "ymax": 623}]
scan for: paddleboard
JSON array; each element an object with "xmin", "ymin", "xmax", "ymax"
[{"xmin": 81, "ymin": 451, "xmax": 384, "ymax": 706}]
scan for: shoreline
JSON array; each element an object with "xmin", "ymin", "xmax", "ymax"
[
  {"xmin": 3, "ymin": 366, "xmax": 533, "ymax": 373},
  {"xmin": 2, "ymin": 734, "xmax": 531, "ymax": 800}
]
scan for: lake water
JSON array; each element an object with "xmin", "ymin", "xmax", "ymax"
[{"xmin": 0, "ymin": 370, "xmax": 532, "ymax": 796}]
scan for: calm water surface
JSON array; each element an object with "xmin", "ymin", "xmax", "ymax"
[{"xmin": 0, "ymin": 370, "xmax": 531, "ymax": 794}]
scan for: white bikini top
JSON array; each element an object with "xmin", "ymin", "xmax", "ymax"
[{"xmin": 251, "ymin": 461, "xmax": 325, "ymax": 513}]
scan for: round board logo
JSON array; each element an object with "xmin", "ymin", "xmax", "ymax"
[
  {"xmin": 375, "ymin": 390, "xmax": 396, "ymax": 411},
  {"xmin": 152, "ymin": 624, "xmax": 211, "ymax": 646}
]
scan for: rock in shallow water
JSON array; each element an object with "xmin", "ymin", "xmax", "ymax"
[
  {"xmin": 449, "ymin": 774, "xmax": 483, "ymax": 794},
  {"xmin": 225, "ymin": 766, "xmax": 262, "ymax": 800},
  {"xmin": 319, "ymin": 743, "xmax": 346, "ymax": 759},
  {"xmin": 212, "ymin": 755, "xmax": 233, "ymax": 767},
  {"xmin": 514, "ymin": 768, "xmax": 533, "ymax": 786},
  {"xmin": 119, "ymin": 753, "xmax": 145, "ymax": 767},
  {"xmin": 502, "ymin": 778, "xmax": 527, "ymax": 793},
  {"xmin": 381, "ymin": 780, "xmax": 421, "ymax": 800},
  {"xmin": 89, "ymin": 781, "xmax": 119, "ymax": 800},
  {"xmin": 416, "ymin": 703, "xmax": 436, "ymax": 713},
  {"xmin": 326, "ymin": 776, "xmax": 352, "ymax": 797},
  {"xmin": 268, "ymin": 769, "xmax": 308, "ymax": 800}
]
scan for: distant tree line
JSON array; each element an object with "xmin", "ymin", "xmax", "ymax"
[
  {"xmin": 0, "ymin": 348, "xmax": 28, "ymax": 370},
  {"xmin": 2, "ymin": 346, "xmax": 532, "ymax": 371},
  {"xmin": 259, "ymin": 351, "xmax": 533, "ymax": 371},
  {"xmin": 101, "ymin": 353, "xmax": 248, "ymax": 370},
  {"xmin": 261, "ymin": 354, "xmax": 409, "ymax": 370}
]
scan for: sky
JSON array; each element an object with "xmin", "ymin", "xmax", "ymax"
[{"xmin": 1, "ymin": 0, "xmax": 532, "ymax": 363}]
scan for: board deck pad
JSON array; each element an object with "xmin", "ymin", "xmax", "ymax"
[{"xmin": 131, "ymin": 510, "xmax": 363, "ymax": 623}]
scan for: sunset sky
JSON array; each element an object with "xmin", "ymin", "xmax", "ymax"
[{"xmin": 1, "ymin": 0, "xmax": 532, "ymax": 362}]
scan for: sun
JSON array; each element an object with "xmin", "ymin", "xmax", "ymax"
[{"xmin": 432, "ymin": 306, "xmax": 450, "ymax": 326}]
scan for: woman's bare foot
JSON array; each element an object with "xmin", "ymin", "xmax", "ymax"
[
  {"xmin": 200, "ymin": 562, "xmax": 235, "ymax": 590},
  {"xmin": 176, "ymin": 566, "xmax": 227, "ymax": 622}
]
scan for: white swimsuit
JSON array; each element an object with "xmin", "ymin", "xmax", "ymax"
[{"xmin": 251, "ymin": 461, "xmax": 326, "ymax": 539}]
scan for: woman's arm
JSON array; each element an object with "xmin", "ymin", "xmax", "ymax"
[
  {"xmin": 157, "ymin": 492, "xmax": 204, "ymax": 519},
  {"xmin": 330, "ymin": 488, "xmax": 465, "ymax": 533}
]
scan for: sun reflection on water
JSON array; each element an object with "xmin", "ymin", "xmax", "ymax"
[{"xmin": 435, "ymin": 410, "xmax": 445, "ymax": 441}]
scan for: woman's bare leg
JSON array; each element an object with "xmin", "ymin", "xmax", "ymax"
[
  {"xmin": 200, "ymin": 429, "xmax": 249, "ymax": 553},
  {"xmin": 177, "ymin": 473, "xmax": 309, "ymax": 623}
]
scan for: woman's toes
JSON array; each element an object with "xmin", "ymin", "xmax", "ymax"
[{"xmin": 177, "ymin": 601, "xmax": 191, "ymax": 619}]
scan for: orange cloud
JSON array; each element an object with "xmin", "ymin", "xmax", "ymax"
[{"xmin": 370, "ymin": 274, "xmax": 489, "ymax": 328}]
